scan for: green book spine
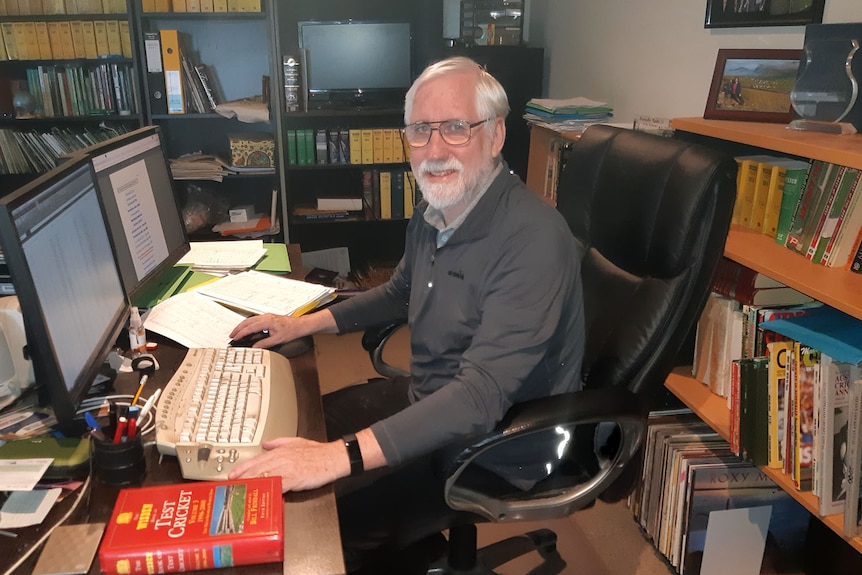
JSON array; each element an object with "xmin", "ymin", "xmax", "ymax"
[{"xmin": 775, "ymin": 160, "xmax": 812, "ymax": 245}]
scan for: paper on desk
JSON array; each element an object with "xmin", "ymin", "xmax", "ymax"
[
  {"xmin": 0, "ymin": 458, "xmax": 54, "ymax": 491},
  {"xmin": 195, "ymin": 269, "xmax": 336, "ymax": 316},
  {"xmin": 0, "ymin": 488, "xmax": 62, "ymax": 528},
  {"xmin": 177, "ymin": 240, "xmax": 268, "ymax": 271},
  {"xmin": 143, "ymin": 291, "xmax": 247, "ymax": 348}
]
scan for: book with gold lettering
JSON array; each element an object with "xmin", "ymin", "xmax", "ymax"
[{"xmin": 98, "ymin": 477, "xmax": 284, "ymax": 575}]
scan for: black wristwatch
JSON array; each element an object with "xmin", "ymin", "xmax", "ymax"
[{"xmin": 343, "ymin": 433, "xmax": 364, "ymax": 476}]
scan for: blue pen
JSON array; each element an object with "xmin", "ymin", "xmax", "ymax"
[{"xmin": 84, "ymin": 412, "xmax": 107, "ymax": 442}]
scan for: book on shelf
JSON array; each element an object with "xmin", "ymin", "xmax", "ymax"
[
  {"xmin": 709, "ymin": 257, "xmax": 812, "ymax": 306},
  {"xmin": 98, "ymin": 477, "xmax": 284, "ymax": 575},
  {"xmin": 793, "ymin": 342, "xmax": 818, "ymax": 491},
  {"xmin": 733, "ymin": 155, "xmax": 773, "ymax": 228},
  {"xmin": 316, "ymin": 197, "xmax": 363, "ymax": 211},
  {"xmin": 817, "ymin": 354, "xmax": 853, "ymax": 517},
  {"xmin": 843, "ymin": 373, "xmax": 862, "ymax": 536},
  {"xmin": 767, "ymin": 340, "xmax": 791, "ymax": 470},
  {"xmin": 786, "ymin": 161, "xmax": 840, "ymax": 255},
  {"xmin": 826, "ymin": 173, "xmax": 862, "ymax": 268},
  {"xmin": 763, "ymin": 158, "xmax": 810, "ymax": 241},
  {"xmin": 809, "ymin": 167, "xmax": 861, "ymax": 263}
]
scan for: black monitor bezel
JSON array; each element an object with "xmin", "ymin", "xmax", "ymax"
[
  {"xmin": 84, "ymin": 125, "xmax": 190, "ymax": 306},
  {"xmin": 297, "ymin": 19, "xmax": 413, "ymax": 110},
  {"xmin": 0, "ymin": 157, "xmax": 130, "ymax": 433}
]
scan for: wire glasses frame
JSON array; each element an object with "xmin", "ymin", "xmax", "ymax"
[{"xmin": 402, "ymin": 119, "xmax": 491, "ymax": 148}]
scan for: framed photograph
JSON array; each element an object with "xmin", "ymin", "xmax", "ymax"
[
  {"xmin": 704, "ymin": 49, "xmax": 802, "ymax": 123},
  {"xmin": 705, "ymin": 0, "xmax": 825, "ymax": 29}
]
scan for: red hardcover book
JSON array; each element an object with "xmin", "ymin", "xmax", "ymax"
[{"xmin": 98, "ymin": 477, "xmax": 284, "ymax": 575}]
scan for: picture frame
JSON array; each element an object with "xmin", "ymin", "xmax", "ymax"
[
  {"xmin": 704, "ymin": 0, "xmax": 824, "ymax": 28},
  {"xmin": 704, "ymin": 49, "xmax": 802, "ymax": 123}
]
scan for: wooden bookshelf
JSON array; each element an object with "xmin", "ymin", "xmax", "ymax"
[
  {"xmin": 666, "ymin": 369, "xmax": 862, "ymax": 553},
  {"xmin": 667, "ymin": 117, "xmax": 862, "ymax": 555}
]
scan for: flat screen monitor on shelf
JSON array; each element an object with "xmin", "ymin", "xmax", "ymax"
[
  {"xmin": 0, "ymin": 157, "xmax": 130, "ymax": 434},
  {"xmin": 298, "ymin": 20, "xmax": 413, "ymax": 110},
  {"xmin": 86, "ymin": 126, "xmax": 190, "ymax": 307}
]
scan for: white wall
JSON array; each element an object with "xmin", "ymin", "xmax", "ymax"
[{"xmin": 531, "ymin": 0, "xmax": 862, "ymax": 124}]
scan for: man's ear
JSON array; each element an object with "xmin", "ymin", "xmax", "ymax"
[{"xmin": 490, "ymin": 116, "xmax": 506, "ymax": 158}]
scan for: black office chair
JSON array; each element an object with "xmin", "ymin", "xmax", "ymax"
[{"xmin": 362, "ymin": 125, "xmax": 737, "ymax": 574}]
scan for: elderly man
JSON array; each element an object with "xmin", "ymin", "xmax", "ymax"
[{"xmin": 229, "ymin": 56, "xmax": 584, "ymax": 564}]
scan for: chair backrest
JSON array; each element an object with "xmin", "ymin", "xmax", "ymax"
[{"xmin": 555, "ymin": 125, "xmax": 737, "ymax": 399}]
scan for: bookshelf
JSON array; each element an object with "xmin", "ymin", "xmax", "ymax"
[
  {"xmin": 666, "ymin": 116, "xmax": 862, "ymax": 554},
  {"xmin": 0, "ymin": 0, "xmax": 145, "ymax": 189},
  {"xmin": 137, "ymin": 0, "xmax": 283, "ymax": 242}
]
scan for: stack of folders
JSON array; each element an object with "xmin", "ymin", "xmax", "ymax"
[{"xmin": 176, "ymin": 240, "xmax": 268, "ymax": 274}]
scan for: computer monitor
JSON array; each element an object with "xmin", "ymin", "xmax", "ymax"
[
  {"xmin": 298, "ymin": 20, "xmax": 413, "ymax": 109},
  {"xmin": 0, "ymin": 157, "xmax": 130, "ymax": 433},
  {"xmin": 87, "ymin": 126, "xmax": 190, "ymax": 306}
]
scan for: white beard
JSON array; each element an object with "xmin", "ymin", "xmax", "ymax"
[{"xmin": 415, "ymin": 157, "xmax": 491, "ymax": 210}]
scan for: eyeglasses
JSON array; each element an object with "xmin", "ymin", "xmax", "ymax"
[{"xmin": 403, "ymin": 119, "xmax": 491, "ymax": 148}]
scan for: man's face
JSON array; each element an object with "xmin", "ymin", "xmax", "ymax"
[{"xmin": 408, "ymin": 71, "xmax": 504, "ymax": 214}]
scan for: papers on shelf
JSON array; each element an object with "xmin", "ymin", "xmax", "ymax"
[
  {"xmin": 195, "ymin": 270, "xmax": 336, "ymax": 316},
  {"xmin": 177, "ymin": 240, "xmax": 268, "ymax": 272}
]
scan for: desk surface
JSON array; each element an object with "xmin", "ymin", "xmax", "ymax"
[{"xmin": 3, "ymin": 338, "xmax": 345, "ymax": 575}]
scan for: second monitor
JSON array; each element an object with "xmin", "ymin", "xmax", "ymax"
[{"xmin": 87, "ymin": 126, "xmax": 190, "ymax": 306}]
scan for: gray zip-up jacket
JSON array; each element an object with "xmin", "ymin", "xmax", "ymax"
[{"xmin": 329, "ymin": 167, "xmax": 585, "ymax": 465}]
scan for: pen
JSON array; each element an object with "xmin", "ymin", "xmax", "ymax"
[
  {"xmin": 113, "ymin": 416, "xmax": 128, "ymax": 444},
  {"xmin": 131, "ymin": 374, "xmax": 148, "ymax": 406},
  {"xmin": 126, "ymin": 416, "xmax": 137, "ymax": 440},
  {"xmin": 139, "ymin": 388, "xmax": 161, "ymax": 421},
  {"xmin": 84, "ymin": 412, "xmax": 107, "ymax": 442}
]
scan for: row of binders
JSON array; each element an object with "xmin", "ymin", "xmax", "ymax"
[
  {"xmin": 143, "ymin": 29, "xmax": 221, "ymax": 116},
  {"xmin": 0, "ymin": 18, "xmax": 133, "ymax": 61},
  {"xmin": 733, "ymin": 154, "xmax": 862, "ymax": 273},
  {"xmin": 0, "ymin": 122, "xmax": 131, "ymax": 174},
  {"xmin": 0, "ymin": 0, "xmax": 127, "ymax": 15},
  {"xmin": 141, "ymin": 0, "xmax": 261, "ymax": 12},
  {"xmin": 285, "ymin": 127, "xmax": 411, "ymax": 167}
]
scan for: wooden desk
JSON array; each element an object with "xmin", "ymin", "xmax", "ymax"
[{"xmin": 3, "ymin": 339, "xmax": 345, "ymax": 575}]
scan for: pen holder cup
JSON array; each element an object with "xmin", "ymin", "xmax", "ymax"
[{"xmin": 92, "ymin": 432, "xmax": 146, "ymax": 486}]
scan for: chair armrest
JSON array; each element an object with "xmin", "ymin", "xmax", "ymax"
[
  {"xmin": 441, "ymin": 387, "xmax": 649, "ymax": 522},
  {"xmin": 361, "ymin": 320, "xmax": 410, "ymax": 379}
]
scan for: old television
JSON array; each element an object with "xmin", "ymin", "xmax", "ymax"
[
  {"xmin": 86, "ymin": 126, "xmax": 190, "ymax": 307},
  {"xmin": 298, "ymin": 20, "xmax": 413, "ymax": 110},
  {"xmin": 0, "ymin": 157, "xmax": 130, "ymax": 433}
]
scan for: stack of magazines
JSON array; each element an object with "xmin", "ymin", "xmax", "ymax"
[{"xmin": 524, "ymin": 97, "xmax": 613, "ymax": 132}]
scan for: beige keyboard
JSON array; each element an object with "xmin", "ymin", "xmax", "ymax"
[{"xmin": 155, "ymin": 347, "xmax": 298, "ymax": 481}]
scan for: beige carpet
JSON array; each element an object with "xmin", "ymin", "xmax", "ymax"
[{"xmin": 312, "ymin": 330, "xmax": 675, "ymax": 575}]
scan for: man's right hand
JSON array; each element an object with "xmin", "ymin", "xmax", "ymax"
[{"xmin": 229, "ymin": 309, "xmax": 338, "ymax": 348}]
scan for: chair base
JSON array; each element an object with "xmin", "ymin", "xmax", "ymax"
[{"xmin": 426, "ymin": 525, "xmax": 565, "ymax": 575}]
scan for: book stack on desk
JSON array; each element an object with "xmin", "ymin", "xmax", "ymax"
[{"xmin": 98, "ymin": 476, "xmax": 284, "ymax": 575}]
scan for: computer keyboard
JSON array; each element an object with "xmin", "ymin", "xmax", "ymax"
[{"xmin": 155, "ymin": 347, "xmax": 298, "ymax": 481}]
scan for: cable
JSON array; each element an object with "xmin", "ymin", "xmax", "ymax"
[{"xmin": 1, "ymin": 475, "xmax": 92, "ymax": 575}]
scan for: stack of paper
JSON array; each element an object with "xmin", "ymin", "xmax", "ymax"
[
  {"xmin": 524, "ymin": 96, "xmax": 614, "ymax": 133},
  {"xmin": 143, "ymin": 270, "xmax": 336, "ymax": 348},
  {"xmin": 169, "ymin": 153, "xmax": 233, "ymax": 182},
  {"xmin": 177, "ymin": 240, "xmax": 268, "ymax": 273},
  {"xmin": 195, "ymin": 270, "xmax": 336, "ymax": 316}
]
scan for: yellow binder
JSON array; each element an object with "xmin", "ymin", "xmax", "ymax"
[
  {"xmin": 104, "ymin": 18, "xmax": 121, "ymax": 56},
  {"xmin": 79, "ymin": 20, "xmax": 98, "ymax": 59},
  {"xmin": 92, "ymin": 19, "xmax": 109, "ymax": 56},
  {"xmin": 118, "ymin": 19, "xmax": 131, "ymax": 58},
  {"xmin": 34, "ymin": 21, "xmax": 53, "ymax": 59},
  {"xmin": 159, "ymin": 29, "xmax": 185, "ymax": 114}
]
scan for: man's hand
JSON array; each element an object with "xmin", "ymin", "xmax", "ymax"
[
  {"xmin": 230, "ymin": 309, "xmax": 338, "ymax": 348},
  {"xmin": 228, "ymin": 437, "xmax": 351, "ymax": 492}
]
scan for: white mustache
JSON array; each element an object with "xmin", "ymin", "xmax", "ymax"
[{"xmin": 418, "ymin": 158, "xmax": 463, "ymax": 176}]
